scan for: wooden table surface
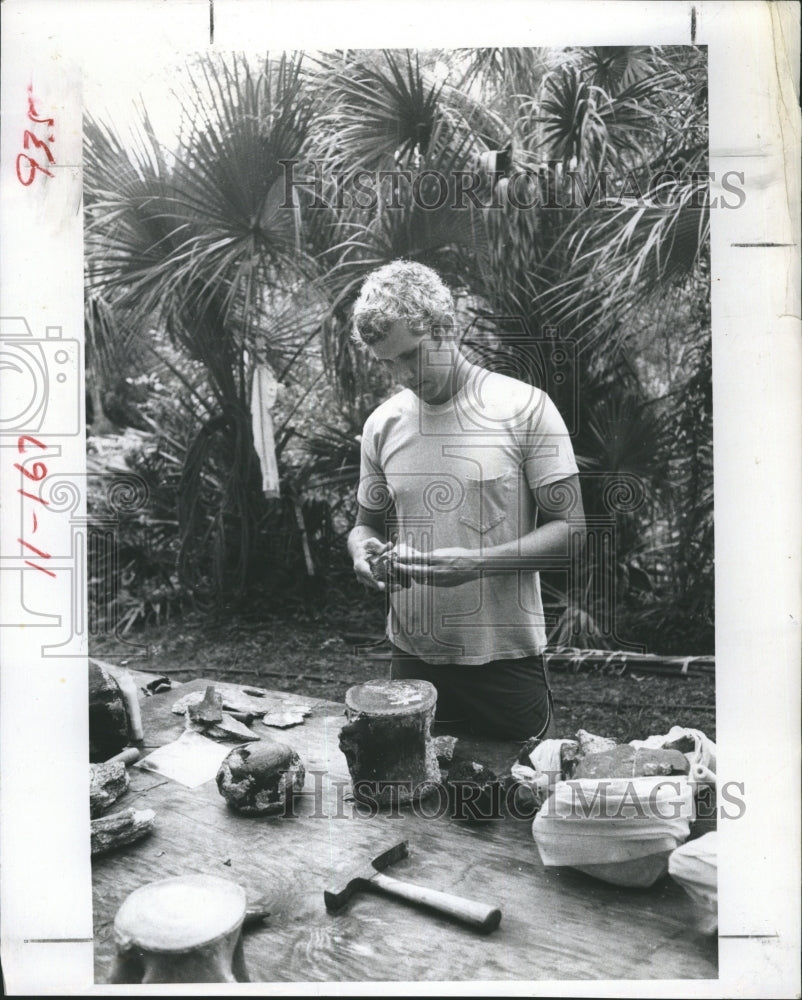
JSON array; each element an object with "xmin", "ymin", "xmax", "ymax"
[{"xmin": 92, "ymin": 679, "xmax": 718, "ymax": 985}]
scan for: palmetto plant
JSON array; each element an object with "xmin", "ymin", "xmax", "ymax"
[
  {"xmin": 312, "ymin": 50, "xmax": 450, "ymax": 172},
  {"xmin": 85, "ymin": 53, "xmax": 325, "ymax": 601},
  {"xmin": 535, "ymin": 47, "xmax": 709, "ymax": 352}
]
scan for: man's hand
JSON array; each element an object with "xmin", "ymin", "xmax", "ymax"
[
  {"xmin": 392, "ymin": 544, "xmax": 477, "ymax": 588},
  {"xmin": 351, "ymin": 536, "xmax": 394, "ymax": 591}
]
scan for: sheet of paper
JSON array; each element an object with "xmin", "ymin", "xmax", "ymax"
[{"xmin": 136, "ymin": 730, "xmax": 233, "ymax": 788}]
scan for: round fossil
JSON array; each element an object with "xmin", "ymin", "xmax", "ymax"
[{"xmin": 216, "ymin": 741, "xmax": 305, "ymax": 816}]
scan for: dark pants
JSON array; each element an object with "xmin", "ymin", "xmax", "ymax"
[{"xmin": 390, "ymin": 644, "xmax": 553, "ymax": 741}]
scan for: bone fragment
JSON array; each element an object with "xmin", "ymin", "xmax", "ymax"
[{"xmin": 91, "ymin": 807, "xmax": 155, "ymax": 855}]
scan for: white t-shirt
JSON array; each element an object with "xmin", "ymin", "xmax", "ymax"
[{"xmin": 357, "ymin": 366, "xmax": 579, "ymax": 665}]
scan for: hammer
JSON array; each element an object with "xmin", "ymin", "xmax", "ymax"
[{"xmin": 323, "ymin": 840, "xmax": 501, "ymax": 933}]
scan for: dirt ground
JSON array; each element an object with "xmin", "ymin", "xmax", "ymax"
[{"xmin": 91, "ymin": 602, "xmax": 716, "ymax": 745}]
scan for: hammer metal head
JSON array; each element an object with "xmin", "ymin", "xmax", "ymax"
[{"xmin": 323, "ymin": 840, "xmax": 409, "ymax": 911}]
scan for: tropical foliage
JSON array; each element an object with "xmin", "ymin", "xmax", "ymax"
[{"xmin": 84, "ymin": 45, "xmax": 713, "ymax": 653}]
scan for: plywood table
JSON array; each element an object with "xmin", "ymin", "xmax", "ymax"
[{"xmin": 92, "ymin": 679, "xmax": 718, "ymax": 985}]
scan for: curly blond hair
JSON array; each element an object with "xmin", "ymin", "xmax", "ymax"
[{"xmin": 352, "ymin": 260, "xmax": 455, "ymax": 346}]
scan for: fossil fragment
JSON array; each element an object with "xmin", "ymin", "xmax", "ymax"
[
  {"xmin": 202, "ymin": 713, "xmax": 261, "ymax": 743},
  {"xmin": 91, "ymin": 807, "xmax": 155, "ymax": 855},
  {"xmin": 216, "ymin": 741, "xmax": 305, "ymax": 816},
  {"xmin": 89, "ymin": 661, "xmax": 129, "ymax": 762},
  {"xmin": 90, "ymin": 761, "xmax": 129, "ymax": 817},
  {"xmin": 445, "ymin": 760, "xmax": 502, "ymax": 822},
  {"xmin": 432, "ymin": 735, "xmax": 458, "ymax": 766},
  {"xmin": 368, "ymin": 550, "xmax": 411, "ymax": 588},
  {"xmin": 173, "ymin": 688, "xmax": 270, "ymax": 718},
  {"xmin": 188, "ymin": 686, "xmax": 223, "ymax": 724},
  {"xmin": 262, "ymin": 706, "xmax": 312, "ymax": 729},
  {"xmin": 573, "ymin": 745, "xmax": 690, "ymax": 779},
  {"xmin": 575, "ymin": 729, "xmax": 618, "ymax": 756}
]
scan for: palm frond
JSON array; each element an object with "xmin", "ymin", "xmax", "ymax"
[
  {"xmin": 453, "ymin": 47, "xmax": 552, "ymax": 102},
  {"xmin": 581, "ymin": 46, "xmax": 654, "ymax": 94},
  {"xmin": 541, "ymin": 178, "xmax": 710, "ymax": 352},
  {"xmin": 312, "ymin": 49, "xmax": 473, "ymax": 175}
]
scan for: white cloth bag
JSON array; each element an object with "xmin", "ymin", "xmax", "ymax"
[
  {"xmin": 668, "ymin": 831, "xmax": 718, "ymax": 934},
  {"xmin": 532, "ymin": 776, "xmax": 694, "ymax": 886}
]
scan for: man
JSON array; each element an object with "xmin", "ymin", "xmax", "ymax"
[{"xmin": 348, "ymin": 260, "xmax": 584, "ymax": 740}]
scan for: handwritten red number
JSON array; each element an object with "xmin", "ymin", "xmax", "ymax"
[
  {"xmin": 18, "ymin": 538, "xmax": 50, "ymax": 559},
  {"xmin": 16, "ymin": 153, "xmax": 54, "ymax": 186},
  {"xmin": 24, "ymin": 560, "xmax": 56, "ymax": 578},
  {"xmin": 18, "ymin": 435, "xmax": 47, "ymax": 453},
  {"xmin": 18, "ymin": 538, "xmax": 56, "ymax": 576},
  {"xmin": 14, "ymin": 461, "xmax": 47, "ymax": 481},
  {"xmin": 18, "ymin": 488, "xmax": 49, "ymax": 506},
  {"xmin": 23, "ymin": 130, "xmax": 55, "ymax": 164},
  {"xmin": 27, "ymin": 93, "xmax": 54, "ymax": 127}
]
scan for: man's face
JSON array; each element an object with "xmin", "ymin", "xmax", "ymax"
[{"xmin": 370, "ymin": 319, "xmax": 456, "ymax": 404}]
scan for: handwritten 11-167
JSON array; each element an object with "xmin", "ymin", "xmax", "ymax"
[{"xmin": 15, "ymin": 435, "xmax": 55, "ymax": 577}]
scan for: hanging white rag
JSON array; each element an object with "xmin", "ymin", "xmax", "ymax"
[{"xmin": 251, "ymin": 364, "xmax": 280, "ymax": 499}]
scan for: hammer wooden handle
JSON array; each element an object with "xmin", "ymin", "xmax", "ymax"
[{"xmin": 369, "ymin": 872, "xmax": 501, "ymax": 933}]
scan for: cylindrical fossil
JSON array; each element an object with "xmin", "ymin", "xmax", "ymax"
[
  {"xmin": 110, "ymin": 874, "xmax": 249, "ymax": 984},
  {"xmin": 339, "ymin": 679, "xmax": 441, "ymax": 807}
]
